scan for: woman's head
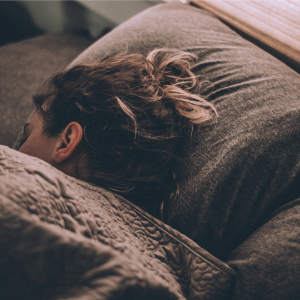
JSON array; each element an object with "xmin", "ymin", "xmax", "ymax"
[
  {"xmin": 19, "ymin": 111, "xmax": 87, "ymax": 179},
  {"xmin": 20, "ymin": 49, "xmax": 217, "ymax": 216}
]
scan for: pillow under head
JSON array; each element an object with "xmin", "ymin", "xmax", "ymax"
[{"xmin": 14, "ymin": 3, "xmax": 300, "ymax": 260}]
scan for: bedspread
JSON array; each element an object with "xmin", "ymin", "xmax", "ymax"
[{"xmin": 0, "ymin": 145, "xmax": 234, "ymax": 300}]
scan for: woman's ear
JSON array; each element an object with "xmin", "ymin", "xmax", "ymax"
[{"xmin": 53, "ymin": 122, "xmax": 83, "ymax": 164}]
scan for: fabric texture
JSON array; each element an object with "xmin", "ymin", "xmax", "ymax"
[
  {"xmin": 162, "ymin": 4, "xmax": 300, "ymax": 260},
  {"xmin": 67, "ymin": 2, "xmax": 300, "ymax": 260},
  {"xmin": 0, "ymin": 145, "xmax": 235, "ymax": 300},
  {"xmin": 226, "ymin": 198, "xmax": 300, "ymax": 300},
  {"xmin": 0, "ymin": 33, "xmax": 92, "ymax": 148}
]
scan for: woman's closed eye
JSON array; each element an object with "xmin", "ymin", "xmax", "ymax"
[{"xmin": 23, "ymin": 122, "xmax": 30, "ymax": 138}]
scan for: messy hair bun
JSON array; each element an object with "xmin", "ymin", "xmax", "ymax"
[
  {"xmin": 34, "ymin": 49, "xmax": 217, "ymax": 217},
  {"xmin": 146, "ymin": 49, "xmax": 216, "ymax": 125}
]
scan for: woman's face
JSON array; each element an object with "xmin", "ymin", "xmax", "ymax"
[{"xmin": 19, "ymin": 112, "xmax": 60, "ymax": 165}]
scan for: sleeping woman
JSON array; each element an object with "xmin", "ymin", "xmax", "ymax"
[{"xmin": 19, "ymin": 49, "xmax": 217, "ymax": 218}]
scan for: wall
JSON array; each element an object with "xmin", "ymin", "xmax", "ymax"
[{"xmin": 19, "ymin": 1, "xmax": 160, "ymax": 39}]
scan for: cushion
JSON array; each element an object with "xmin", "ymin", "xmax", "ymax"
[
  {"xmin": 226, "ymin": 198, "xmax": 300, "ymax": 300},
  {"xmin": 65, "ymin": 3, "xmax": 300, "ymax": 261},
  {"xmin": 0, "ymin": 33, "xmax": 92, "ymax": 148},
  {"xmin": 163, "ymin": 4, "xmax": 300, "ymax": 259},
  {"xmin": 0, "ymin": 145, "xmax": 235, "ymax": 300}
]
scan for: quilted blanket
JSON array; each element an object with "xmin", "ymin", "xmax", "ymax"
[{"xmin": 0, "ymin": 145, "xmax": 235, "ymax": 300}]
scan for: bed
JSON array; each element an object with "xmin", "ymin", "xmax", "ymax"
[{"xmin": 1, "ymin": 3, "xmax": 300, "ymax": 299}]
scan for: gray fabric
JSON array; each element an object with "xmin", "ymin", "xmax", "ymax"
[
  {"xmin": 0, "ymin": 145, "xmax": 234, "ymax": 300},
  {"xmin": 226, "ymin": 199, "xmax": 300, "ymax": 300},
  {"xmin": 0, "ymin": 34, "xmax": 92, "ymax": 148},
  {"xmin": 69, "ymin": 1, "xmax": 300, "ymax": 258},
  {"xmin": 69, "ymin": 3, "xmax": 218, "ymax": 65},
  {"xmin": 162, "ymin": 6, "xmax": 300, "ymax": 260}
]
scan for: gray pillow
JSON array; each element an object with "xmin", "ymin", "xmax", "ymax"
[
  {"xmin": 226, "ymin": 198, "xmax": 300, "ymax": 300},
  {"xmin": 64, "ymin": 3, "xmax": 300, "ymax": 261}
]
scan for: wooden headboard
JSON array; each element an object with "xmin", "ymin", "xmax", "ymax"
[{"xmin": 191, "ymin": 0, "xmax": 300, "ymax": 73}]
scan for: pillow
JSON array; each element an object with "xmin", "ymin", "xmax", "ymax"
[
  {"xmin": 65, "ymin": 3, "xmax": 300, "ymax": 260},
  {"xmin": 0, "ymin": 145, "xmax": 234, "ymax": 300},
  {"xmin": 226, "ymin": 198, "xmax": 300, "ymax": 300},
  {"xmin": 160, "ymin": 4, "xmax": 300, "ymax": 259}
]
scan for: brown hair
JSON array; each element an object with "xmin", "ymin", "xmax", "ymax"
[{"xmin": 34, "ymin": 49, "xmax": 217, "ymax": 217}]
